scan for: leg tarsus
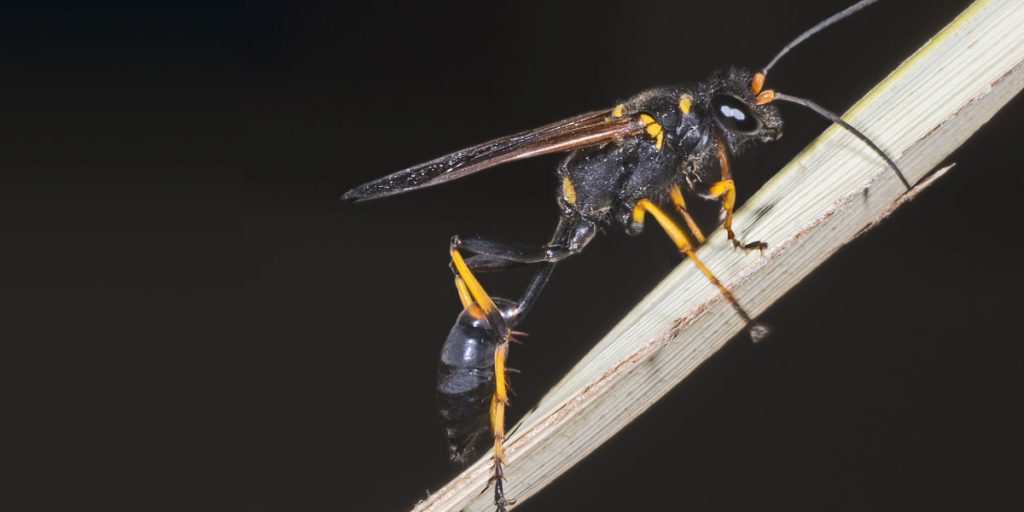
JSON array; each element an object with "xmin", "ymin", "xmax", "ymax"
[
  {"xmin": 489, "ymin": 342, "xmax": 512, "ymax": 511},
  {"xmin": 731, "ymin": 238, "xmax": 768, "ymax": 253},
  {"xmin": 491, "ymin": 461, "xmax": 515, "ymax": 512},
  {"xmin": 709, "ymin": 140, "xmax": 770, "ymax": 254},
  {"xmin": 749, "ymin": 323, "xmax": 771, "ymax": 344}
]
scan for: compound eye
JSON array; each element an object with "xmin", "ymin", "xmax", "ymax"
[{"xmin": 710, "ymin": 94, "xmax": 762, "ymax": 135}]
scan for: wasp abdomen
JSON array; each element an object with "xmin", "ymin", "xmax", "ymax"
[{"xmin": 436, "ymin": 299, "xmax": 515, "ymax": 462}]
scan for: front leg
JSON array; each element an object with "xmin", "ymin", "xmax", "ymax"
[{"xmin": 708, "ymin": 140, "xmax": 767, "ymax": 251}]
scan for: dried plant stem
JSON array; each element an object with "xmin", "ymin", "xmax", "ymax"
[{"xmin": 412, "ymin": 1, "xmax": 1024, "ymax": 510}]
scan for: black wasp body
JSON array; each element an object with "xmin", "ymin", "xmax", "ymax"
[
  {"xmin": 343, "ymin": 2, "xmax": 907, "ymax": 510},
  {"xmin": 348, "ymin": 67, "xmax": 786, "ymax": 512},
  {"xmin": 425, "ymin": 68, "xmax": 782, "ymax": 471},
  {"xmin": 556, "ymin": 68, "xmax": 781, "ymax": 243}
]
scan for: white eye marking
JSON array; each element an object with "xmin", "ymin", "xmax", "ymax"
[{"xmin": 720, "ymin": 105, "xmax": 746, "ymax": 121}]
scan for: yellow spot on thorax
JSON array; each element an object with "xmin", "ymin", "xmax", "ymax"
[
  {"xmin": 562, "ymin": 176, "xmax": 576, "ymax": 205},
  {"xmin": 639, "ymin": 113, "xmax": 664, "ymax": 150},
  {"xmin": 612, "ymin": 104, "xmax": 624, "ymax": 118},
  {"xmin": 678, "ymin": 94, "xmax": 692, "ymax": 114}
]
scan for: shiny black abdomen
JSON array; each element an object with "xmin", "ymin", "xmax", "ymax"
[{"xmin": 436, "ymin": 299, "xmax": 515, "ymax": 462}]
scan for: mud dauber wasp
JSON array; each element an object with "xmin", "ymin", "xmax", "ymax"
[{"xmin": 343, "ymin": 1, "xmax": 912, "ymax": 510}]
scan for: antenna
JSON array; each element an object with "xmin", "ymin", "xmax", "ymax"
[
  {"xmin": 772, "ymin": 92, "xmax": 911, "ymax": 190},
  {"xmin": 753, "ymin": 0, "xmax": 912, "ymax": 191},
  {"xmin": 762, "ymin": 0, "xmax": 879, "ymax": 77}
]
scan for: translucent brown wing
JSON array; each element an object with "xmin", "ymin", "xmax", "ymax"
[{"xmin": 341, "ymin": 109, "xmax": 646, "ymax": 202}]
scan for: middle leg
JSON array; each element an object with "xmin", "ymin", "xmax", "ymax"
[{"xmin": 632, "ymin": 198, "xmax": 768, "ymax": 342}]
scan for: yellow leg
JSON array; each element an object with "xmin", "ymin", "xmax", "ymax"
[
  {"xmin": 450, "ymin": 245, "xmax": 514, "ymax": 510},
  {"xmin": 450, "ymin": 246, "xmax": 498, "ymax": 315},
  {"xmin": 670, "ymin": 184, "xmax": 706, "ymax": 244},
  {"xmin": 488, "ymin": 323, "xmax": 513, "ymax": 511},
  {"xmin": 454, "ymin": 275, "xmax": 474, "ymax": 309},
  {"xmin": 454, "ymin": 276, "xmax": 492, "ymax": 322},
  {"xmin": 709, "ymin": 141, "xmax": 766, "ymax": 251},
  {"xmin": 490, "ymin": 341, "xmax": 509, "ymax": 463},
  {"xmin": 707, "ymin": 178, "xmax": 738, "ymax": 243},
  {"xmin": 633, "ymin": 199, "xmax": 768, "ymax": 341},
  {"xmin": 712, "ymin": 141, "xmax": 739, "ymax": 245}
]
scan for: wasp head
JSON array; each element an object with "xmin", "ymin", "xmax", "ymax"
[{"xmin": 698, "ymin": 68, "xmax": 783, "ymax": 155}]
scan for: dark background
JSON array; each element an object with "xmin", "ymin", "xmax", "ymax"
[{"xmin": 2, "ymin": 0, "xmax": 1021, "ymax": 510}]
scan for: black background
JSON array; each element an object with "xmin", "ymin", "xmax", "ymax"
[{"xmin": 3, "ymin": 1, "xmax": 1022, "ymax": 511}]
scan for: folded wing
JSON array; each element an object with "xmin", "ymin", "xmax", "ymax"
[{"xmin": 342, "ymin": 109, "xmax": 646, "ymax": 202}]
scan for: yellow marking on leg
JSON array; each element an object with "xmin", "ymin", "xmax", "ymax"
[
  {"xmin": 631, "ymin": 200, "xmax": 645, "ymax": 226},
  {"xmin": 561, "ymin": 176, "xmax": 576, "ymax": 205},
  {"xmin": 612, "ymin": 104, "xmax": 625, "ymax": 118},
  {"xmin": 490, "ymin": 394, "xmax": 505, "ymax": 461},
  {"xmin": 709, "ymin": 178, "xmax": 737, "ymax": 240},
  {"xmin": 756, "ymin": 89, "xmax": 775, "ymax": 106},
  {"xmin": 450, "ymin": 246, "xmax": 497, "ymax": 314},
  {"xmin": 711, "ymin": 140, "xmax": 741, "ymax": 244},
  {"xmin": 633, "ymin": 199, "xmax": 756, "ymax": 326},
  {"xmin": 455, "ymin": 275, "xmax": 488, "ymax": 320},
  {"xmin": 709, "ymin": 178, "xmax": 764, "ymax": 250},
  {"xmin": 633, "ymin": 199, "xmax": 695, "ymax": 251},
  {"xmin": 490, "ymin": 341, "xmax": 509, "ymax": 457},
  {"xmin": 489, "ymin": 342, "xmax": 511, "ymax": 509},
  {"xmin": 453, "ymin": 245, "xmax": 513, "ymax": 510},
  {"xmin": 678, "ymin": 94, "xmax": 692, "ymax": 114},
  {"xmin": 670, "ymin": 184, "xmax": 705, "ymax": 244},
  {"xmin": 454, "ymin": 276, "xmax": 474, "ymax": 309},
  {"xmin": 493, "ymin": 343, "xmax": 508, "ymax": 404},
  {"xmin": 715, "ymin": 140, "xmax": 733, "ymax": 180}
]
